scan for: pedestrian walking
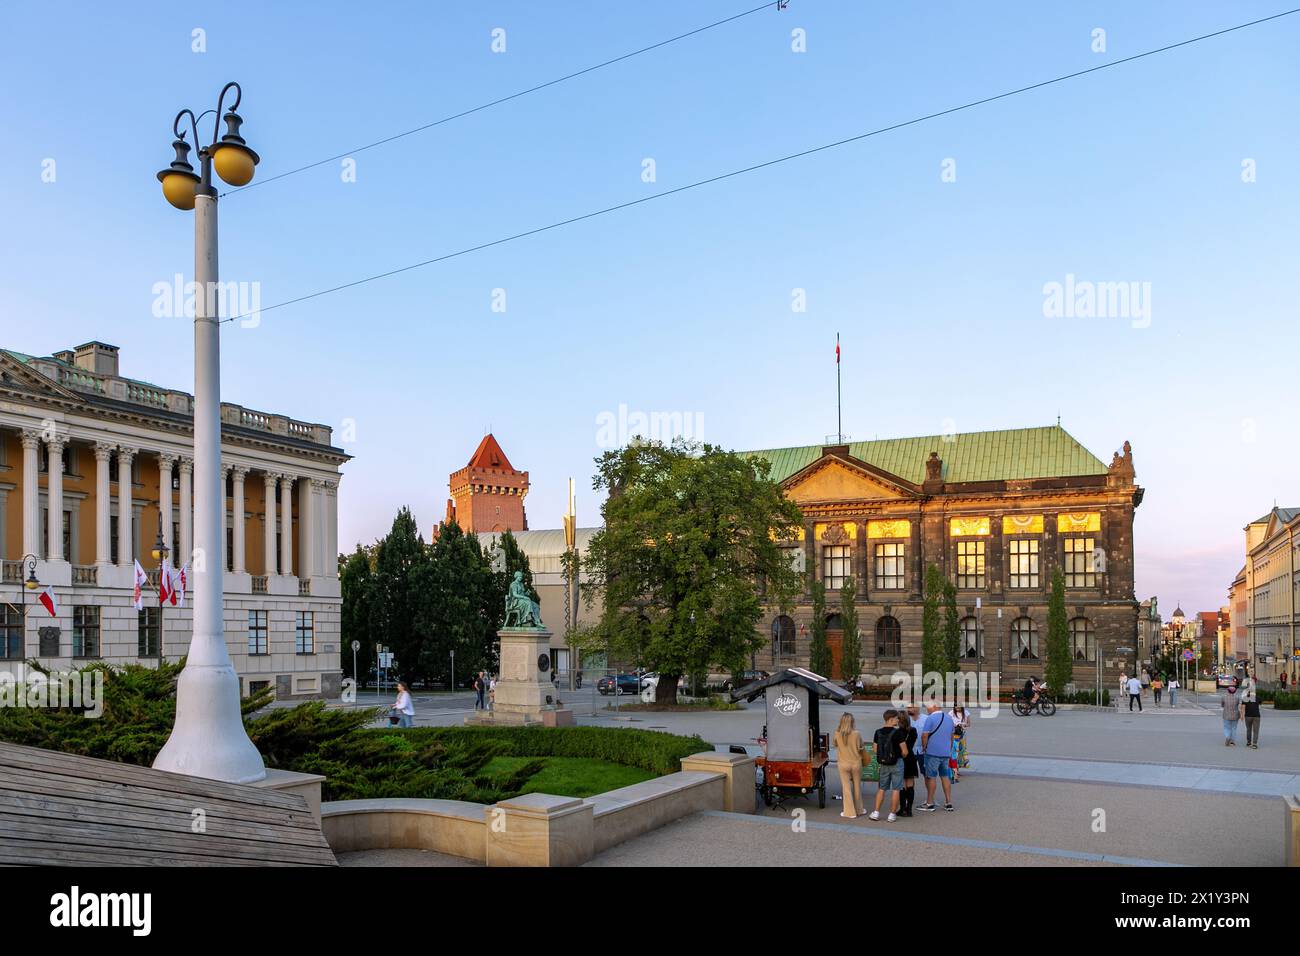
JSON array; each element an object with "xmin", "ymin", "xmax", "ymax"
[
  {"xmin": 833, "ymin": 713, "xmax": 865, "ymax": 819},
  {"xmin": 1141, "ymin": 669, "xmax": 1151, "ymax": 695},
  {"xmin": 918, "ymin": 701, "xmax": 955, "ymax": 812},
  {"xmin": 475, "ymin": 671, "xmax": 487, "ymax": 710},
  {"xmin": 1282, "ymin": 671, "xmax": 1290, "ymax": 691},
  {"xmin": 488, "ymin": 675, "xmax": 497, "ymax": 711},
  {"xmin": 1127, "ymin": 674, "xmax": 1143, "ymax": 712},
  {"xmin": 1151, "ymin": 674, "xmax": 1163, "ymax": 706},
  {"xmin": 1240, "ymin": 673, "xmax": 1261, "ymax": 749},
  {"xmin": 1118, "ymin": 672, "xmax": 1129, "ymax": 707},
  {"xmin": 1220, "ymin": 682, "xmax": 1242, "ymax": 746},
  {"xmin": 949, "ymin": 704, "xmax": 971, "ymax": 782},
  {"xmin": 392, "ymin": 680, "xmax": 414, "ymax": 729},
  {"xmin": 1168, "ymin": 676, "xmax": 1179, "ymax": 707},
  {"xmin": 869, "ymin": 709, "xmax": 907, "ymax": 821},
  {"xmin": 897, "ymin": 708, "xmax": 920, "ymax": 817}
]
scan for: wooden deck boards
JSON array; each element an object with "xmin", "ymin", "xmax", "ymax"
[{"xmin": 0, "ymin": 742, "xmax": 336, "ymax": 866}]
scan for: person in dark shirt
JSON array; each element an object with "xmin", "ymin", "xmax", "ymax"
[
  {"xmin": 869, "ymin": 709, "xmax": 908, "ymax": 822},
  {"xmin": 897, "ymin": 709, "xmax": 920, "ymax": 817}
]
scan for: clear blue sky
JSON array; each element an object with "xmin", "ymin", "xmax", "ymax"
[{"xmin": 2, "ymin": 1, "xmax": 1297, "ymax": 616}]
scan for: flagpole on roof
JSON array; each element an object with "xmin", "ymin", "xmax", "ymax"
[{"xmin": 836, "ymin": 332, "xmax": 842, "ymax": 443}]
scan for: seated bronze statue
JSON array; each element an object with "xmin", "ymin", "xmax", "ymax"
[{"xmin": 504, "ymin": 571, "xmax": 543, "ymax": 628}]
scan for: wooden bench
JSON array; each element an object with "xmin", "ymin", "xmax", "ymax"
[{"xmin": 0, "ymin": 742, "xmax": 336, "ymax": 866}]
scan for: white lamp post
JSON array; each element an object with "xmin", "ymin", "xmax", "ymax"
[{"xmin": 152, "ymin": 83, "xmax": 266, "ymax": 783}]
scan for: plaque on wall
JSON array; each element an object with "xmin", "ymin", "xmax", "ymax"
[
  {"xmin": 538, "ymin": 653, "xmax": 551, "ymax": 673},
  {"xmin": 38, "ymin": 626, "xmax": 60, "ymax": 657},
  {"xmin": 502, "ymin": 643, "xmax": 528, "ymax": 681}
]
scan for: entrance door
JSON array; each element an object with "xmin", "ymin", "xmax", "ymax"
[{"xmin": 825, "ymin": 614, "xmax": 844, "ymax": 680}]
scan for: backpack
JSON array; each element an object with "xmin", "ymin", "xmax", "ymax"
[{"xmin": 875, "ymin": 727, "xmax": 899, "ymax": 765}]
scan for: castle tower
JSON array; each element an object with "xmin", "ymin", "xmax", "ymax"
[{"xmin": 445, "ymin": 434, "xmax": 529, "ymax": 533}]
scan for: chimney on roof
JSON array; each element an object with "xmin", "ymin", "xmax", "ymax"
[{"xmin": 73, "ymin": 342, "xmax": 119, "ymax": 377}]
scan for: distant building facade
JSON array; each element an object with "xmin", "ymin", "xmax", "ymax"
[
  {"xmin": 1242, "ymin": 506, "xmax": 1299, "ymax": 684},
  {"xmin": 742, "ymin": 425, "xmax": 1143, "ymax": 686},
  {"xmin": 0, "ymin": 342, "xmax": 347, "ymax": 698},
  {"xmin": 1137, "ymin": 597, "xmax": 1161, "ymax": 665}
]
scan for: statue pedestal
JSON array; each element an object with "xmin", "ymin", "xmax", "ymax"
[{"xmin": 465, "ymin": 627, "xmax": 572, "ymax": 727}]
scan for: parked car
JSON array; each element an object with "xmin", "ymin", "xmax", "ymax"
[
  {"xmin": 721, "ymin": 670, "xmax": 770, "ymax": 693},
  {"xmin": 597, "ymin": 674, "xmax": 642, "ymax": 696},
  {"xmin": 1215, "ymin": 673, "xmax": 1238, "ymax": 689}
]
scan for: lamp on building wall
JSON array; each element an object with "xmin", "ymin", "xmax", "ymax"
[{"xmin": 151, "ymin": 82, "xmax": 265, "ymax": 784}]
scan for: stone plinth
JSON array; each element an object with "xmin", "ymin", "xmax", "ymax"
[
  {"xmin": 680, "ymin": 751, "xmax": 757, "ymax": 814},
  {"xmin": 465, "ymin": 627, "xmax": 571, "ymax": 727},
  {"xmin": 485, "ymin": 793, "xmax": 593, "ymax": 867},
  {"xmin": 248, "ymin": 768, "xmax": 326, "ymax": 824}
]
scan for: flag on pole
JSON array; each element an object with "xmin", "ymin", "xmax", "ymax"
[
  {"xmin": 158, "ymin": 557, "xmax": 173, "ymax": 606},
  {"xmin": 836, "ymin": 334, "xmax": 840, "ymax": 364},
  {"xmin": 169, "ymin": 564, "xmax": 188, "ymax": 606},
  {"xmin": 38, "ymin": 586, "xmax": 57, "ymax": 618},
  {"xmin": 132, "ymin": 560, "xmax": 147, "ymax": 611}
]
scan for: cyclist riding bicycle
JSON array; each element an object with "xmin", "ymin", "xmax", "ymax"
[{"xmin": 1023, "ymin": 676, "xmax": 1042, "ymax": 709}]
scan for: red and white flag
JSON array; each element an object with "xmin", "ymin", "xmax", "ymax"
[
  {"xmin": 169, "ymin": 564, "xmax": 188, "ymax": 606},
  {"xmin": 835, "ymin": 333, "xmax": 840, "ymax": 364},
  {"xmin": 158, "ymin": 558, "xmax": 173, "ymax": 606},
  {"xmin": 38, "ymin": 586, "xmax": 57, "ymax": 618},
  {"xmin": 132, "ymin": 560, "xmax": 147, "ymax": 611}
]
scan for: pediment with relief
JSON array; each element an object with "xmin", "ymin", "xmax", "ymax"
[
  {"xmin": 783, "ymin": 456, "xmax": 917, "ymax": 504},
  {"xmin": 0, "ymin": 352, "xmax": 82, "ymax": 403}
]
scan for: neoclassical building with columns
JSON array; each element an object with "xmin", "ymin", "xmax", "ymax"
[{"xmin": 0, "ymin": 341, "xmax": 347, "ymax": 699}]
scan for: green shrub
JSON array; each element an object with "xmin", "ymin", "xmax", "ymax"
[
  {"xmin": 1272, "ymin": 691, "xmax": 1300, "ymax": 710},
  {"xmin": 1057, "ymin": 689, "xmax": 1109, "ymax": 706}
]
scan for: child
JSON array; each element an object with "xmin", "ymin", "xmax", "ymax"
[
  {"xmin": 869, "ymin": 709, "xmax": 908, "ymax": 822},
  {"xmin": 898, "ymin": 708, "xmax": 920, "ymax": 817}
]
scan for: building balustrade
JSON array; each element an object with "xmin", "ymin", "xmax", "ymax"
[{"xmin": 71, "ymin": 565, "xmax": 98, "ymax": 586}]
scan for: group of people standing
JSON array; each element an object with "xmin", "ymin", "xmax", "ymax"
[
  {"xmin": 833, "ymin": 702, "xmax": 971, "ymax": 822},
  {"xmin": 1221, "ymin": 672, "xmax": 1262, "ymax": 748},
  {"xmin": 1120, "ymin": 668, "xmax": 1179, "ymax": 711}
]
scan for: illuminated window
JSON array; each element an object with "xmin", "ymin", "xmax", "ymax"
[
  {"xmin": 955, "ymin": 540, "xmax": 985, "ymax": 589},
  {"xmin": 1008, "ymin": 539, "xmax": 1039, "ymax": 589},
  {"xmin": 1064, "ymin": 537, "xmax": 1097, "ymax": 588},
  {"xmin": 874, "ymin": 543, "xmax": 906, "ymax": 590}
]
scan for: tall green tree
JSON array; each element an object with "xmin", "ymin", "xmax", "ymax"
[
  {"xmin": 1045, "ymin": 568, "xmax": 1072, "ymax": 694},
  {"xmin": 921, "ymin": 564, "xmax": 946, "ymax": 677},
  {"xmin": 839, "ymin": 578, "xmax": 862, "ymax": 687},
  {"xmin": 418, "ymin": 520, "xmax": 500, "ymax": 685},
  {"xmin": 581, "ymin": 439, "xmax": 805, "ymax": 703},
  {"xmin": 942, "ymin": 577, "xmax": 961, "ymax": 673},
  {"xmin": 808, "ymin": 579, "xmax": 833, "ymax": 678},
  {"xmin": 340, "ymin": 546, "xmax": 374, "ymax": 686},
  {"xmin": 368, "ymin": 508, "xmax": 428, "ymax": 684}
]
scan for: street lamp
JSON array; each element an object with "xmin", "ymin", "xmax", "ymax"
[
  {"xmin": 151, "ymin": 82, "xmax": 265, "ymax": 784},
  {"xmin": 150, "ymin": 511, "xmax": 169, "ymax": 665},
  {"xmin": 17, "ymin": 555, "xmax": 39, "ymax": 677}
]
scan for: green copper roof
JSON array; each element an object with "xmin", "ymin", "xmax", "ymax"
[{"xmin": 742, "ymin": 425, "xmax": 1109, "ymax": 485}]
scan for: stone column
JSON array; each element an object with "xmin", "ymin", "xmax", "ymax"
[
  {"xmin": 231, "ymin": 465, "xmax": 247, "ymax": 573},
  {"xmin": 45, "ymin": 434, "xmax": 66, "ymax": 562},
  {"xmin": 20, "ymin": 431, "xmax": 40, "ymax": 558},
  {"xmin": 219, "ymin": 464, "xmax": 231, "ymax": 571},
  {"xmin": 116, "ymin": 446, "xmax": 136, "ymax": 567},
  {"xmin": 299, "ymin": 478, "xmax": 316, "ymax": 580},
  {"xmin": 263, "ymin": 472, "xmax": 278, "ymax": 575},
  {"xmin": 279, "ymin": 475, "xmax": 294, "ymax": 576},
  {"xmin": 158, "ymin": 452, "xmax": 176, "ymax": 555},
  {"xmin": 94, "ymin": 443, "xmax": 114, "ymax": 565},
  {"xmin": 178, "ymin": 456, "xmax": 193, "ymax": 566},
  {"xmin": 325, "ymin": 479, "xmax": 339, "ymax": 576}
]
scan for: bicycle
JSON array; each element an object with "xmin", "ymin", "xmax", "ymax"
[{"xmin": 1011, "ymin": 689, "xmax": 1056, "ymax": 716}]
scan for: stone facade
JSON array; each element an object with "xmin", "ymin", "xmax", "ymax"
[
  {"xmin": 743, "ymin": 427, "xmax": 1143, "ymax": 688},
  {"xmin": 0, "ymin": 341, "xmax": 347, "ymax": 699}
]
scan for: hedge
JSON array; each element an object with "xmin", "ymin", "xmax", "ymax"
[
  {"xmin": 378, "ymin": 725, "xmax": 714, "ymax": 777},
  {"xmin": 1272, "ymin": 691, "xmax": 1300, "ymax": 710}
]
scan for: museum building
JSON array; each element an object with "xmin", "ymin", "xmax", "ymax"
[{"xmin": 741, "ymin": 425, "xmax": 1143, "ymax": 686}]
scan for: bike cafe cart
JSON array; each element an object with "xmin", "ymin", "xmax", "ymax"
[{"xmin": 730, "ymin": 667, "xmax": 854, "ymax": 809}]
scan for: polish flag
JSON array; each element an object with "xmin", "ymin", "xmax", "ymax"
[
  {"xmin": 132, "ymin": 560, "xmax": 147, "ymax": 611},
  {"xmin": 169, "ymin": 564, "xmax": 188, "ymax": 606},
  {"xmin": 158, "ymin": 558, "xmax": 173, "ymax": 605},
  {"xmin": 38, "ymin": 586, "xmax": 58, "ymax": 618},
  {"xmin": 835, "ymin": 334, "xmax": 840, "ymax": 364}
]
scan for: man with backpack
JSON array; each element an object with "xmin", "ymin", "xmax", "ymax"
[
  {"xmin": 918, "ymin": 700, "xmax": 955, "ymax": 812},
  {"xmin": 869, "ymin": 709, "xmax": 908, "ymax": 822}
]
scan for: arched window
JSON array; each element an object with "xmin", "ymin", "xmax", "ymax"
[
  {"xmin": 771, "ymin": 615, "xmax": 795, "ymax": 658},
  {"xmin": 876, "ymin": 616, "xmax": 902, "ymax": 658},
  {"xmin": 960, "ymin": 616, "xmax": 981, "ymax": 659},
  {"xmin": 825, "ymin": 613, "xmax": 844, "ymax": 631},
  {"xmin": 1011, "ymin": 617, "xmax": 1038, "ymax": 660},
  {"xmin": 1069, "ymin": 617, "xmax": 1095, "ymax": 661}
]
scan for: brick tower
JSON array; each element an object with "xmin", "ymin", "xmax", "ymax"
[{"xmin": 444, "ymin": 434, "xmax": 529, "ymax": 533}]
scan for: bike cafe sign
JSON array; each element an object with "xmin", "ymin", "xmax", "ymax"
[{"xmin": 773, "ymin": 692, "xmax": 802, "ymax": 717}]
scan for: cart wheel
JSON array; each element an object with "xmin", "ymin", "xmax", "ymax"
[
  {"xmin": 817, "ymin": 772, "xmax": 826, "ymax": 809},
  {"xmin": 761, "ymin": 785, "xmax": 775, "ymax": 808}
]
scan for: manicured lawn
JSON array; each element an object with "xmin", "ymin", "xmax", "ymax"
[{"xmin": 480, "ymin": 755, "xmax": 654, "ymax": 797}]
